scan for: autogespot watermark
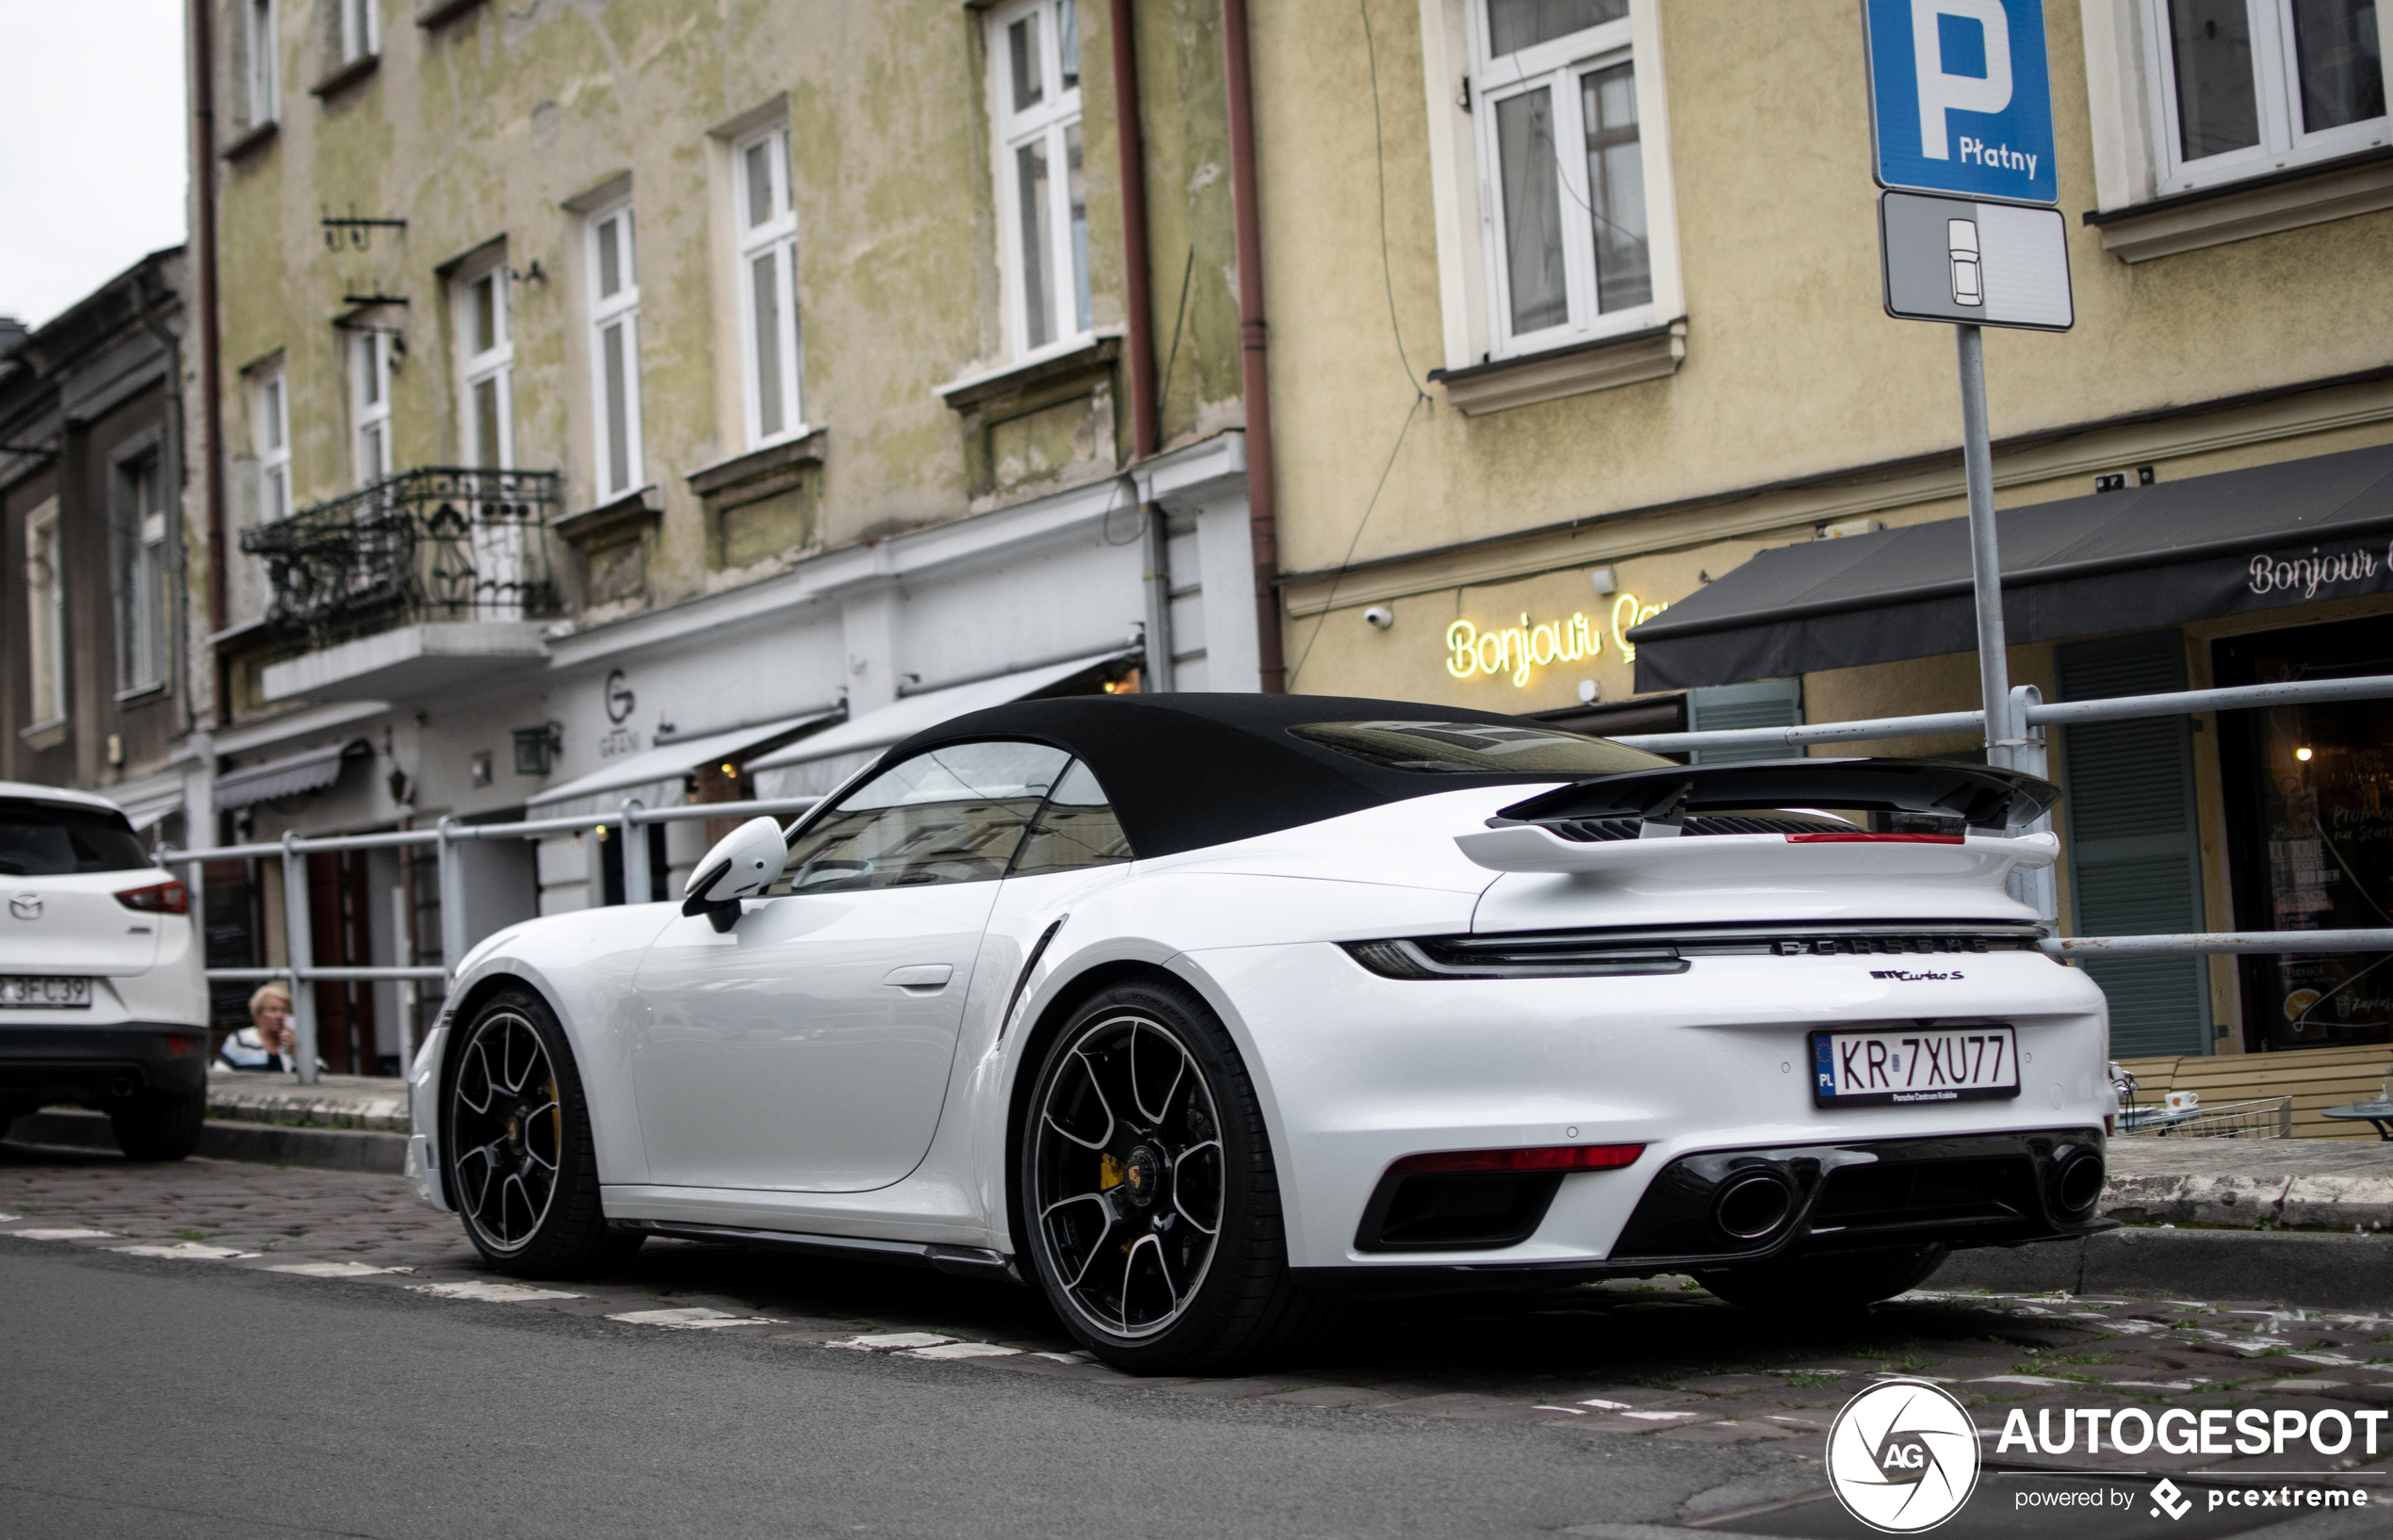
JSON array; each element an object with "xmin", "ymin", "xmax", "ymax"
[{"xmin": 1828, "ymin": 1380, "xmax": 2382, "ymax": 1532}]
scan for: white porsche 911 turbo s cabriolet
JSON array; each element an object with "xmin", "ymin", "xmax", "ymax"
[{"xmin": 406, "ymin": 693, "xmax": 2113, "ymax": 1372}]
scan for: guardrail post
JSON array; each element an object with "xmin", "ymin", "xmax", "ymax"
[
  {"xmin": 280, "ymin": 830, "xmax": 319, "ymax": 1087},
  {"xmin": 437, "ymin": 817, "xmax": 467, "ymax": 995},
  {"xmin": 2007, "ymin": 683, "xmax": 2059, "ymax": 926},
  {"xmin": 622, "ymin": 797, "xmax": 649, "ymax": 906}
]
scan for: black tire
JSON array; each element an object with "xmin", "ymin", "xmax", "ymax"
[
  {"xmin": 444, "ymin": 987, "xmax": 642, "ymax": 1278},
  {"xmin": 109, "ymin": 1091, "xmax": 205, "ymax": 1161},
  {"xmin": 1017, "ymin": 978, "xmax": 1327, "ymax": 1374},
  {"xmin": 1697, "ymin": 1243, "xmax": 1948, "ymax": 1313}
]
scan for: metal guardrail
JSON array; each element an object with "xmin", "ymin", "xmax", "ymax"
[
  {"xmin": 155, "ymin": 672, "xmax": 2393, "ymax": 1087},
  {"xmin": 158, "ymin": 793, "xmax": 820, "ymax": 1086},
  {"xmin": 1608, "ymin": 674, "xmax": 2393, "ymax": 754}
]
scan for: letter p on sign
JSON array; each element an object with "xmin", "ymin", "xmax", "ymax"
[{"xmin": 1912, "ymin": 0, "xmax": 2011, "ymax": 158}]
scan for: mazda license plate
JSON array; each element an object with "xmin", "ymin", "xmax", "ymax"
[
  {"xmin": 1812, "ymin": 1025, "xmax": 2018, "ymax": 1107},
  {"xmin": 0, "ymin": 976, "xmax": 91, "ymax": 1009}
]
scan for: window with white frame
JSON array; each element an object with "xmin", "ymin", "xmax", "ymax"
[
  {"xmin": 586, "ymin": 203, "xmax": 644, "ymax": 499},
  {"xmin": 351, "ymin": 329, "xmax": 392, "ymax": 485},
  {"xmin": 455, "ymin": 258, "xmax": 513, "ymax": 469},
  {"xmin": 2142, "ymin": 0, "xmax": 2386, "ymax": 194},
  {"xmin": 1469, "ymin": 0, "xmax": 1658, "ymax": 356},
  {"xmin": 247, "ymin": 0, "xmax": 279, "ymax": 125},
  {"xmin": 734, "ymin": 125, "xmax": 805, "ymax": 446},
  {"xmin": 337, "ymin": 0, "xmax": 377, "ymax": 63},
  {"xmin": 988, "ymin": 0, "xmax": 1090, "ymax": 357},
  {"xmin": 254, "ymin": 365, "xmax": 291, "ymax": 521},
  {"xmin": 24, "ymin": 499, "xmax": 66, "ymax": 726},
  {"xmin": 115, "ymin": 454, "xmax": 171, "ymax": 694}
]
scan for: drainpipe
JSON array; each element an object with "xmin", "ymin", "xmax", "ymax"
[
  {"xmin": 1109, "ymin": 0, "xmax": 1159, "ymax": 460},
  {"xmin": 1219, "ymin": 0, "xmax": 1285, "ymax": 692},
  {"xmin": 1110, "ymin": 1, "xmax": 1175, "ymax": 691},
  {"xmin": 187, "ymin": 0, "xmax": 230, "ymax": 726}
]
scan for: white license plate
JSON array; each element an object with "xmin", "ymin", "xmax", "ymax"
[
  {"xmin": 0, "ymin": 976, "xmax": 91, "ymax": 1009},
  {"xmin": 1812, "ymin": 1025, "xmax": 2018, "ymax": 1107}
]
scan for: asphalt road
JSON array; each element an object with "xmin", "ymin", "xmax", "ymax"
[{"xmin": 0, "ymin": 1240, "xmax": 1792, "ymax": 1540}]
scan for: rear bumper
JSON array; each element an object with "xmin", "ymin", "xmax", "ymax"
[
  {"xmin": 0, "ymin": 1024, "xmax": 209, "ymax": 1105},
  {"xmin": 1297, "ymin": 1128, "xmax": 2112, "ymax": 1294}
]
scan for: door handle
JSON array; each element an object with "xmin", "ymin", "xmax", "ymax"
[{"xmin": 883, "ymin": 964, "xmax": 953, "ymax": 991}]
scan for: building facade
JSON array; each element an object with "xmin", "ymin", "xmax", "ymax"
[
  {"xmin": 1, "ymin": 250, "xmax": 203, "ymax": 848},
  {"xmin": 1254, "ymin": 0, "xmax": 2393, "ymax": 1058},
  {"xmin": 188, "ymin": 0, "xmax": 1270, "ymax": 1068}
]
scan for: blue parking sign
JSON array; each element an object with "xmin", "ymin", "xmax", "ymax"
[{"xmin": 1864, "ymin": 0, "xmax": 2057, "ymax": 206}]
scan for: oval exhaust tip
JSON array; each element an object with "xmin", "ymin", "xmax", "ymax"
[{"xmin": 1713, "ymin": 1171, "xmax": 1796, "ymax": 1241}]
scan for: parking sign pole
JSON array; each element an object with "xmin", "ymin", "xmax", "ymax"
[{"xmin": 1954, "ymin": 323, "xmax": 2013, "ymax": 768}]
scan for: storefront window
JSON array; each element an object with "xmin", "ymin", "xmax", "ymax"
[{"xmin": 2217, "ymin": 615, "xmax": 2393, "ymax": 1051}]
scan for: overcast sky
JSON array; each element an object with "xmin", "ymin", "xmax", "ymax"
[{"xmin": 0, "ymin": 2, "xmax": 190, "ymax": 330}]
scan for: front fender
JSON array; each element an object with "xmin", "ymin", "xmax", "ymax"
[{"xmin": 425, "ymin": 903, "xmax": 678, "ymax": 1196}]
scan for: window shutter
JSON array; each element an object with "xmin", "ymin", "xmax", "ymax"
[
  {"xmin": 1685, "ymin": 678, "xmax": 1802, "ymax": 765},
  {"xmin": 2057, "ymin": 630, "xmax": 2211, "ymax": 1058}
]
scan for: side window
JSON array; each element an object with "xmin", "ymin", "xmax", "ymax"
[
  {"xmin": 776, "ymin": 741, "xmax": 1070, "ymax": 894},
  {"xmin": 1008, "ymin": 758, "xmax": 1132, "ymax": 878}
]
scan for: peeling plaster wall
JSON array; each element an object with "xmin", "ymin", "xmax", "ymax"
[{"xmin": 209, "ymin": 0, "xmax": 1247, "ymax": 675}]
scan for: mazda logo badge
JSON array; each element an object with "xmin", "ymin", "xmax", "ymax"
[{"xmin": 8, "ymin": 893, "xmax": 40, "ymax": 921}]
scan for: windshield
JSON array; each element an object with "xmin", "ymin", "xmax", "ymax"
[
  {"xmin": 1289, "ymin": 721, "xmax": 1671, "ymax": 776},
  {"xmin": 0, "ymin": 800, "xmax": 152, "ymax": 876}
]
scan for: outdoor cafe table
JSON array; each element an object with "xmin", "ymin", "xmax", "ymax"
[{"xmin": 2321, "ymin": 1099, "xmax": 2393, "ymax": 1140}]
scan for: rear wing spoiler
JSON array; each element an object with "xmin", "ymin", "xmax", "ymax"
[{"xmin": 1494, "ymin": 758, "xmax": 2059, "ymax": 834}]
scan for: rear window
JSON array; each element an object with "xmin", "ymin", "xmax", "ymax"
[
  {"xmin": 0, "ymin": 799, "xmax": 152, "ymax": 876},
  {"xmin": 1289, "ymin": 721, "xmax": 1670, "ymax": 777}
]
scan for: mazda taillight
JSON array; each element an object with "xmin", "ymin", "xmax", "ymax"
[{"xmin": 115, "ymin": 881, "xmax": 188, "ymax": 915}]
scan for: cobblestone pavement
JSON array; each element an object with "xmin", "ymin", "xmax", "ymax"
[{"xmin": 7, "ymin": 1139, "xmax": 2393, "ymax": 1489}]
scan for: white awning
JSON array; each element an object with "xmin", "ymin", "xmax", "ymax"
[
  {"xmin": 105, "ymin": 768, "xmax": 187, "ymax": 832},
  {"xmin": 215, "ymin": 740, "xmax": 371, "ymax": 811},
  {"xmin": 526, "ymin": 708, "xmax": 842, "ymax": 811},
  {"xmin": 746, "ymin": 651, "xmax": 1133, "ymax": 778}
]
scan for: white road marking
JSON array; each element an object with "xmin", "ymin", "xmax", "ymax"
[
  {"xmin": 1579, "ymin": 1398, "xmax": 1636, "ymax": 1410},
  {"xmin": 409, "ymin": 1280, "xmax": 582, "ymax": 1303},
  {"xmin": 267, "ymin": 1261, "xmax": 400, "ymax": 1277},
  {"xmin": 831, "ymin": 1332, "xmax": 955, "ymax": 1352},
  {"xmin": 0, "ymin": 1212, "xmax": 18, "ymax": 1222},
  {"xmin": 1031, "ymin": 1351, "xmax": 1094, "ymax": 1364},
  {"xmin": 1620, "ymin": 1411, "xmax": 1700, "ymax": 1422},
  {"xmin": 112, "ymin": 1242, "xmax": 259, "ymax": 1259},
  {"xmin": 608, "ymin": 1306, "xmax": 780, "ymax": 1330},
  {"xmin": 1968, "ymin": 1374, "xmax": 2076, "ymax": 1387},
  {"xmin": 5, "ymin": 1228, "xmax": 117, "ymax": 1240},
  {"xmin": 902, "ymin": 1341, "xmax": 1021, "ymax": 1360}
]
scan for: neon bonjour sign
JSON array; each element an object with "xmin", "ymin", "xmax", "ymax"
[{"xmin": 1445, "ymin": 593, "xmax": 1667, "ymax": 687}]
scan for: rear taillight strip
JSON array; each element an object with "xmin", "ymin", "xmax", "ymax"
[{"xmin": 1389, "ymin": 1143, "xmax": 1645, "ymax": 1176}]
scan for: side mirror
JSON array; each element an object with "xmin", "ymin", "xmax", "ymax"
[{"xmin": 681, "ymin": 817, "xmax": 789, "ymax": 932}]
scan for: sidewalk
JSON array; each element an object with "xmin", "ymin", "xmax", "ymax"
[
  {"xmin": 2104, "ymin": 1132, "xmax": 2393, "ymax": 1230},
  {"xmin": 204, "ymin": 1069, "xmax": 410, "ymax": 1133}
]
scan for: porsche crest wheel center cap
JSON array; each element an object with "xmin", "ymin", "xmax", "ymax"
[{"xmin": 1121, "ymin": 1143, "xmax": 1164, "ymax": 1208}]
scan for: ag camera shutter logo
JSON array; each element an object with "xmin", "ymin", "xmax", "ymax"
[{"xmin": 1828, "ymin": 1379, "xmax": 1982, "ymax": 1532}]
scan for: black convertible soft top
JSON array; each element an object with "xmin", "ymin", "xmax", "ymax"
[{"xmin": 872, "ymin": 693, "xmax": 1642, "ymax": 859}]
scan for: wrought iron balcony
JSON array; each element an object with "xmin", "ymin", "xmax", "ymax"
[{"xmin": 241, "ymin": 466, "xmax": 562, "ymax": 646}]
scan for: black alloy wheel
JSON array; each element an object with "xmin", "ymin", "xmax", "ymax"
[
  {"xmin": 1020, "ymin": 980, "xmax": 1326, "ymax": 1373},
  {"xmin": 445, "ymin": 987, "xmax": 639, "ymax": 1276}
]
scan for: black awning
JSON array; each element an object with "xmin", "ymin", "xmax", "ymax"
[{"xmin": 1628, "ymin": 443, "xmax": 2393, "ymax": 691}]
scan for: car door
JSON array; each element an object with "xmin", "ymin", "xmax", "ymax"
[{"xmin": 629, "ymin": 741, "xmax": 1070, "ymax": 1191}]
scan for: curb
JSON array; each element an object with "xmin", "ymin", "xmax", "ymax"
[
  {"xmin": 1935, "ymin": 1226, "xmax": 2393, "ymax": 1310},
  {"xmin": 8, "ymin": 1110, "xmax": 406, "ymax": 1176}
]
